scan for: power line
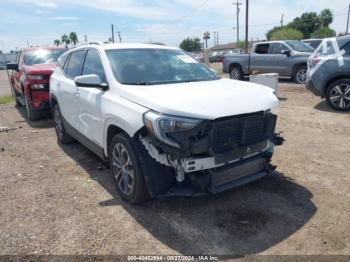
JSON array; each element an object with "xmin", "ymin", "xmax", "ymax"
[{"xmin": 171, "ymin": 0, "xmax": 209, "ymax": 24}]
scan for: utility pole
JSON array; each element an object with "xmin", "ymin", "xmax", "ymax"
[
  {"xmin": 213, "ymin": 32, "xmax": 217, "ymax": 46},
  {"xmin": 111, "ymin": 24, "xmax": 115, "ymax": 43},
  {"xmin": 84, "ymin": 35, "xmax": 87, "ymax": 42},
  {"xmin": 117, "ymin": 31, "xmax": 122, "ymax": 43},
  {"xmin": 233, "ymin": 1, "xmax": 242, "ymax": 44},
  {"xmin": 280, "ymin": 13, "xmax": 284, "ymax": 27},
  {"xmin": 245, "ymin": 0, "xmax": 249, "ymax": 53},
  {"xmin": 217, "ymin": 32, "xmax": 219, "ymax": 46},
  {"xmin": 346, "ymin": 5, "xmax": 350, "ymax": 34}
]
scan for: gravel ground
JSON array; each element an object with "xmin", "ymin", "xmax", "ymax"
[
  {"xmin": 0, "ymin": 70, "xmax": 12, "ymax": 97},
  {"xmin": 0, "ymin": 79, "xmax": 349, "ymax": 257}
]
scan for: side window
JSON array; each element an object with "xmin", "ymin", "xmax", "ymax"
[
  {"xmin": 272, "ymin": 43, "xmax": 288, "ymax": 54},
  {"xmin": 255, "ymin": 44, "xmax": 270, "ymax": 54},
  {"xmin": 82, "ymin": 50, "xmax": 106, "ymax": 82},
  {"xmin": 341, "ymin": 42, "xmax": 350, "ymax": 56},
  {"xmin": 65, "ymin": 50, "xmax": 85, "ymax": 78},
  {"xmin": 57, "ymin": 53, "xmax": 69, "ymax": 69}
]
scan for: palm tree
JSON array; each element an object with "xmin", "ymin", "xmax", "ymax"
[
  {"xmin": 61, "ymin": 34, "xmax": 70, "ymax": 48},
  {"xmin": 69, "ymin": 32, "xmax": 78, "ymax": 46},
  {"xmin": 54, "ymin": 39, "xmax": 60, "ymax": 46}
]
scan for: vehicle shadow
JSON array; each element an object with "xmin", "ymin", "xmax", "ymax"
[
  {"xmin": 16, "ymin": 104, "xmax": 54, "ymax": 129},
  {"xmin": 60, "ymin": 141, "xmax": 317, "ymax": 256},
  {"xmin": 314, "ymin": 100, "xmax": 350, "ymax": 114}
]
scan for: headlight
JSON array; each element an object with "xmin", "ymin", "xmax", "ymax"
[
  {"xmin": 28, "ymin": 75, "xmax": 44, "ymax": 80},
  {"xmin": 143, "ymin": 111, "xmax": 202, "ymax": 148},
  {"xmin": 30, "ymin": 84, "xmax": 45, "ymax": 89}
]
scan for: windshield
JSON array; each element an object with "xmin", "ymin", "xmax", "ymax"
[
  {"xmin": 106, "ymin": 49, "xmax": 219, "ymax": 85},
  {"xmin": 24, "ymin": 49, "xmax": 67, "ymax": 66},
  {"xmin": 285, "ymin": 40, "xmax": 314, "ymax": 53}
]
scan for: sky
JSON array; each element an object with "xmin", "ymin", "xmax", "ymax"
[{"xmin": 0, "ymin": 0, "xmax": 349, "ymax": 52}]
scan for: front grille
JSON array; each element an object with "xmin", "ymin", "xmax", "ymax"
[
  {"xmin": 211, "ymin": 158, "xmax": 267, "ymax": 190},
  {"xmin": 211, "ymin": 112, "xmax": 276, "ymax": 155}
]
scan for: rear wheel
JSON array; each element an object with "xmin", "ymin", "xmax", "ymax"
[
  {"xmin": 293, "ymin": 65, "xmax": 307, "ymax": 84},
  {"xmin": 325, "ymin": 79, "xmax": 350, "ymax": 111},
  {"xmin": 109, "ymin": 133, "xmax": 149, "ymax": 204},
  {"xmin": 25, "ymin": 96, "xmax": 41, "ymax": 121},
  {"xmin": 53, "ymin": 104, "xmax": 75, "ymax": 144},
  {"xmin": 229, "ymin": 65, "xmax": 243, "ymax": 80}
]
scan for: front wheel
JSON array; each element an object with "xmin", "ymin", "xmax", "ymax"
[
  {"xmin": 293, "ymin": 65, "xmax": 307, "ymax": 84},
  {"xmin": 325, "ymin": 79, "xmax": 350, "ymax": 111},
  {"xmin": 109, "ymin": 133, "xmax": 149, "ymax": 204}
]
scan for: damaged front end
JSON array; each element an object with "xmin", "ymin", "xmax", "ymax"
[{"xmin": 140, "ymin": 110, "xmax": 284, "ymax": 197}]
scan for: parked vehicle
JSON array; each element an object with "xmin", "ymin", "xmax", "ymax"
[
  {"xmin": 7, "ymin": 47, "xmax": 67, "ymax": 120},
  {"xmin": 0, "ymin": 61, "xmax": 6, "ymax": 70},
  {"xmin": 302, "ymin": 39, "xmax": 322, "ymax": 49},
  {"xmin": 209, "ymin": 50, "xmax": 226, "ymax": 63},
  {"xmin": 223, "ymin": 40, "xmax": 314, "ymax": 84},
  {"xmin": 306, "ymin": 35, "xmax": 350, "ymax": 111},
  {"xmin": 50, "ymin": 43, "xmax": 284, "ymax": 204}
]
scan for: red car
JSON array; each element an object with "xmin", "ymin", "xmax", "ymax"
[{"xmin": 7, "ymin": 47, "xmax": 67, "ymax": 120}]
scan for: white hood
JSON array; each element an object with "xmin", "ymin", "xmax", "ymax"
[{"xmin": 119, "ymin": 78, "xmax": 279, "ymax": 120}]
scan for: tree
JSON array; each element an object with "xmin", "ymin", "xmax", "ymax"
[
  {"xmin": 54, "ymin": 39, "xmax": 61, "ymax": 46},
  {"xmin": 266, "ymin": 26, "xmax": 282, "ymax": 40},
  {"xmin": 270, "ymin": 27, "xmax": 304, "ymax": 41},
  {"xmin": 288, "ymin": 12, "xmax": 320, "ymax": 38},
  {"xmin": 311, "ymin": 27, "xmax": 336, "ymax": 38},
  {"xmin": 179, "ymin": 37, "xmax": 202, "ymax": 52},
  {"xmin": 69, "ymin": 32, "xmax": 78, "ymax": 46},
  {"xmin": 319, "ymin": 9, "xmax": 333, "ymax": 27},
  {"xmin": 61, "ymin": 34, "xmax": 70, "ymax": 48}
]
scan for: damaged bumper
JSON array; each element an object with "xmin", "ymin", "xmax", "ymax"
[{"xmin": 140, "ymin": 111, "xmax": 284, "ymax": 197}]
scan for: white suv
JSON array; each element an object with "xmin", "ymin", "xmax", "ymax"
[{"xmin": 50, "ymin": 43, "xmax": 283, "ymax": 204}]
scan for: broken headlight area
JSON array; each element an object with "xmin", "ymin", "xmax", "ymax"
[{"xmin": 141, "ymin": 110, "xmax": 284, "ymax": 194}]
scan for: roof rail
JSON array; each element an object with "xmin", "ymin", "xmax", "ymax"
[{"xmin": 71, "ymin": 41, "xmax": 104, "ymax": 49}]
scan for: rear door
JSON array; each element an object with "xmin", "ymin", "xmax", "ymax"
[
  {"xmin": 250, "ymin": 43, "xmax": 272, "ymax": 73},
  {"xmin": 58, "ymin": 50, "xmax": 86, "ymax": 129},
  {"xmin": 77, "ymin": 49, "xmax": 107, "ymax": 147}
]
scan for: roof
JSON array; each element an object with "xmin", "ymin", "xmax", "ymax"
[
  {"xmin": 71, "ymin": 42, "xmax": 179, "ymax": 52},
  {"xmin": 211, "ymin": 42, "xmax": 237, "ymax": 50}
]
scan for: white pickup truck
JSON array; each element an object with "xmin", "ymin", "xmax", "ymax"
[{"xmin": 50, "ymin": 43, "xmax": 284, "ymax": 204}]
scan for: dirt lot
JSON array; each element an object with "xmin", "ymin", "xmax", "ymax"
[{"xmin": 0, "ymin": 74, "xmax": 349, "ymax": 256}]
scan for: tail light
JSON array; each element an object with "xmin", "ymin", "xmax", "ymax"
[{"xmin": 310, "ymin": 55, "xmax": 321, "ymax": 68}]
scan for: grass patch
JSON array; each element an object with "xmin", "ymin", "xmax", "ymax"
[{"xmin": 0, "ymin": 95, "xmax": 14, "ymax": 105}]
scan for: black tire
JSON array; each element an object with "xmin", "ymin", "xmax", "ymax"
[
  {"xmin": 293, "ymin": 65, "xmax": 307, "ymax": 84},
  {"xmin": 109, "ymin": 133, "xmax": 149, "ymax": 204},
  {"xmin": 229, "ymin": 65, "xmax": 243, "ymax": 80},
  {"xmin": 25, "ymin": 96, "xmax": 41, "ymax": 121},
  {"xmin": 325, "ymin": 79, "xmax": 350, "ymax": 111},
  {"xmin": 53, "ymin": 104, "xmax": 75, "ymax": 144}
]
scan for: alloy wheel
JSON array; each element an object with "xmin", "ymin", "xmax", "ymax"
[
  {"xmin": 112, "ymin": 143, "xmax": 135, "ymax": 196},
  {"xmin": 230, "ymin": 68, "xmax": 241, "ymax": 80},
  {"xmin": 296, "ymin": 68, "xmax": 307, "ymax": 84},
  {"xmin": 328, "ymin": 84, "xmax": 350, "ymax": 110}
]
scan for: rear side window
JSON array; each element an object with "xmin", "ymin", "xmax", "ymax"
[
  {"xmin": 57, "ymin": 53, "xmax": 69, "ymax": 69},
  {"xmin": 82, "ymin": 50, "xmax": 106, "ymax": 82},
  {"xmin": 341, "ymin": 42, "xmax": 350, "ymax": 56},
  {"xmin": 255, "ymin": 44, "xmax": 270, "ymax": 54},
  {"xmin": 65, "ymin": 50, "xmax": 86, "ymax": 78}
]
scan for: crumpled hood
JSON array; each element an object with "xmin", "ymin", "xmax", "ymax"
[
  {"xmin": 24, "ymin": 63, "xmax": 57, "ymax": 74},
  {"xmin": 119, "ymin": 78, "xmax": 279, "ymax": 120}
]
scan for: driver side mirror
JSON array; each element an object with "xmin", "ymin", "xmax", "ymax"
[
  {"xmin": 7, "ymin": 63, "xmax": 19, "ymax": 71},
  {"xmin": 74, "ymin": 74, "xmax": 108, "ymax": 90},
  {"xmin": 281, "ymin": 50, "xmax": 291, "ymax": 57}
]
